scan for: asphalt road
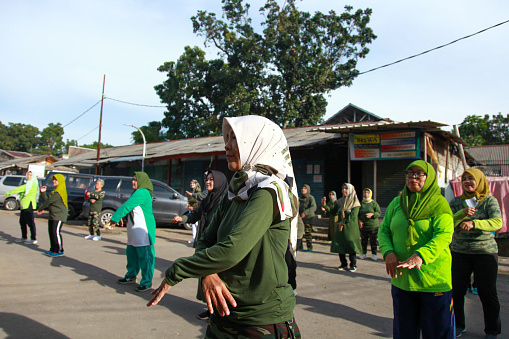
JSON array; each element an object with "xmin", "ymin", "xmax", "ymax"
[{"xmin": 1, "ymin": 209, "xmax": 508, "ymax": 338}]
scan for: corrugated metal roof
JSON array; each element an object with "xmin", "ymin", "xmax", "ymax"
[
  {"xmin": 465, "ymin": 144, "xmax": 509, "ymax": 177},
  {"xmin": 324, "ymin": 103, "xmax": 384, "ymax": 124}
]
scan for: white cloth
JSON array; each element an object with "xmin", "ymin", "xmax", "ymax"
[
  {"xmin": 465, "ymin": 197, "xmax": 478, "ymax": 208},
  {"xmin": 126, "ymin": 206, "xmax": 150, "ymax": 247},
  {"xmin": 24, "ymin": 177, "xmax": 37, "ymax": 195},
  {"xmin": 223, "ymin": 115, "xmax": 299, "ymax": 250}
]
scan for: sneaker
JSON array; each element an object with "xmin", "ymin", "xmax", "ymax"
[
  {"xmin": 84, "ymin": 235, "xmax": 95, "ymax": 240},
  {"xmin": 293, "ymin": 289, "xmax": 297, "ymax": 296},
  {"xmin": 136, "ymin": 285, "xmax": 151, "ymax": 292},
  {"xmin": 456, "ymin": 327, "xmax": 466, "ymax": 337},
  {"xmin": 188, "ymin": 239, "xmax": 194, "ymax": 244},
  {"xmin": 197, "ymin": 310, "xmax": 210, "ymax": 320},
  {"xmin": 371, "ymin": 254, "xmax": 378, "ymax": 261},
  {"xmin": 43, "ymin": 251, "xmax": 53, "ymax": 256},
  {"xmin": 359, "ymin": 254, "xmax": 367, "ymax": 259},
  {"xmin": 349, "ymin": 266, "xmax": 357, "ymax": 272},
  {"xmin": 472, "ymin": 287, "xmax": 478, "ymax": 295},
  {"xmin": 118, "ymin": 277, "xmax": 137, "ymax": 284},
  {"xmin": 303, "ymin": 248, "xmax": 313, "ymax": 252},
  {"xmin": 337, "ymin": 265, "xmax": 348, "ymax": 271},
  {"xmin": 25, "ymin": 239, "xmax": 38, "ymax": 244},
  {"xmin": 49, "ymin": 252, "xmax": 64, "ymax": 257},
  {"xmin": 92, "ymin": 236, "xmax": 101, "ymax": 241},
  {"xmin": 15, "ymin": 238, "xmax": 27, "ymax": 243}
]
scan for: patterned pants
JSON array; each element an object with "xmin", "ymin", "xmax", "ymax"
[
  {"xmin": 88, "ymin": 212, "xmax": 101, "ymax": 236},
  {"xmin": 303, "ymin": 222, "xmax": 313, "ymax": 250},
  {"xmin": 205, "ymin": 317, "xmax": 301, "ymax": 338}
]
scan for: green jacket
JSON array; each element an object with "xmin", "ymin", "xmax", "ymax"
[
  {"xmin": 358, "ymin": 200, "xmax": 381, "ymax": 231},
  {"xmin": 299, "ymin": 195, "xmax": 316, "ymax": 224},
  {"xmin": 39, "ymin": 191, "xmax": 68, "ymax": 222},
  {"xmin": 378, "ymin": 197, "xmax": 453, "ymax": 292},
  {"xmin": 6, "ymin": 181, "xmax": 39, "ymax": 210},
  {"xmin": 88, "ymin": 189, "xmax": 105, "ymax": 214},
  {"xmin": 331, "ymin": 206, "xmax": 362, "ymax": 254},
  {"xmin": 449, "ymin": 195, "xmax": 502, "ymax": 254},
  {"xmin": 165, "ymin": 189, "xmax": 295, "ymax": 326}
]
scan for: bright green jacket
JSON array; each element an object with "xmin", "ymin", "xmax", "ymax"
[
  {"xmin": 378, "ymin": 197, "xmax": 454, "ymax": 292},
  {"xmin": 7, "ymin": 182, "xmax": 39, "ymax": 210},
  {"xmin": 165, "ymin": 189, "xmax": 295, "ymax": 325}
]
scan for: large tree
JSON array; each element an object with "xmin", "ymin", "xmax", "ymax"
[
  {"xmin": 153, "ymin": 0, "xmax": 376, "ymax": 140},
  {"xmin": 458, "ymin": 113, "xmax": 509, "ymax": 146},
  {"xmin": 35, "ymin": 122, "xmax": 66, "ymax": 156},
  {"xmin": 131, "ymin": 121, "xmax": 166, "ymax": 144},
  {"xmin": 0, "ymin": 122, "xmax": 40, "ymax": 152}
]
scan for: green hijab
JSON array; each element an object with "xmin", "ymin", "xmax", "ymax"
[
  {"xmin": 135, "ymin": 172, "xmax": 153, "ymax": 196},
  {"xmin": 400, "ymin": 160, "xmax": 452, "ymax": 247},
  {"xmin": 50, "ymin": 174, "xmax": 68, "ymax": 208},
  {"xmin": 459, "ymin": 168, "xmax": 490, "ymax": 202}
]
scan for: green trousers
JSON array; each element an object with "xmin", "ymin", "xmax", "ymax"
[{"xmin": 125, "ymin": 244, "xmax": 154, "ymax": 287}]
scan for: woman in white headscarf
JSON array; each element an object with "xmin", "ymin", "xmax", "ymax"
[{"xmin": 148, "ymin": 115, "xmax": 300, "ymax": 338}]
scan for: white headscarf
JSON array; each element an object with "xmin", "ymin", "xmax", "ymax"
[
  {"xmin": 222, "ymin": 115, "xmax": 299, "ymax": 250},
  {"xmin": 24, "ymin": 172, "xmax": 38, "ymax": 195}
]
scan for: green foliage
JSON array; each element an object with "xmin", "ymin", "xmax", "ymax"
[
  {"xmin": 65, "ymin": 139, "xmax": 78, "ymax": 153},
  {"xmin": 153, "ymin": 0, "xmax": 376, "ymax": 140},
  {"xmin": 459, "ymin": 113, "xmax": 509, "ymax": 146},
  {"xmin": 34, "ymin": 123, "xmax": 65, "ymax": 156},
  {"xmin": 0, "ymin": 121, "xmax": 40, "ymax": 152},
  {"xmin": 79, "ymin": 141, "xmax": 113, "ymax": 150},
  {"xmin": 131, "ymin": 121, "xmax": 166, "ymax": 144}
]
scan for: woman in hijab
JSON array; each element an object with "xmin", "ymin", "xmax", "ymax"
[
  {"xmin": 173, "ymin": 169, "xmax": 228, "ymax": 320},
  {"xmin": 449, "ymin": 168, "xmax": 501, "ymax": 338},
  {"xmin": 37, "ymin": 173, "xmax": 68, "ymax": 257},
  {"xmin": 149, "ymin": 115, "xmax": 300, "ymax": 338},
  {"xmin": 330, "ymin": 183, "xmax": 362, "ymax": 271},
  {"xmin": 106, "ymin": 172, "xmax": 156, "ymax": 292},
  {"xmin": 321, "ymin": 191, "xmax": 338, "ymax": 241},
  {"xmin": 358, "ymin": 188, "xmax": 381, "ymax": 261},
  {"xmin": 378, "ymin": 160, "xmax": 454, "ymax": 339},
  {"xmin": 6, "ymin": 171, "xmax": 39, "ymax": 244},
  {"xmin": 299, "ymin": 184, "xmax": 316, "ymax": 251}
]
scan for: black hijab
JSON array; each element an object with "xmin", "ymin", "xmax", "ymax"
[{"xmin": 200, "ymin": 169, "xmax": 228, "ymax": 231}]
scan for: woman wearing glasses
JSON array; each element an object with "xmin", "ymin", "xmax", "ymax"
[
  {"xmin": 449, "ymin": 168, "xmax": 501, "ymax": 338},
  {"xmin": 378, "ymin": 160, "xmax": 455, "ymax": 338}
]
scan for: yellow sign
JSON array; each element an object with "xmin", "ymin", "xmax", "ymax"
[{"xmin": 353, "ymin": 134, "xmax": 380, "ymax": 144}]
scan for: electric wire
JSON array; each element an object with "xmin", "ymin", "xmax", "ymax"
[
  {"xmin": 360, "ymin": 19, "xmax": 509, "ymax": 75},
  {"xmin": 105, "ymin": 96, "xmax": 166, "ymax": 107},
  {"xmin": 62, "ymin": 100, "xmax": 102, "ymax": 128},
  {"xmin": 76, "ymin": 126, "xmax": 99, "ymax": 141}
]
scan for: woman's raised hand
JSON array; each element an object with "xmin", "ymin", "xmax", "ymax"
[{"xmin": 173, "ymin": 216, "xmax": 183, "ymax": 224}]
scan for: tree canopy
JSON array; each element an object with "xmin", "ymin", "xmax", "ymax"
[
  {"xmin": 459, "ymin": 113, "xmax": 509, "ymax": 146},
  {"xmin": 151, "ymin": 0, "xmax": 376, "ymax": 140}
]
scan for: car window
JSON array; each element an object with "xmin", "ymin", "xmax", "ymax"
[
  {"xmin": 119, "ymin": 179, "xmax": 133, "ymax": 193},
  {"xmin": 102, "ymin": 178, "xmax": 121, "ymax": 192},
  {"xmin": 67, "ymin": 176, "xmax": 91, "ymax": 189},
  {"xmin": 3, "ymin": 177, "xmax": 22, "ymax": 186},
  {"xmin": 153, "ymin": 184, "xmax": 171, "ymax": 197}
]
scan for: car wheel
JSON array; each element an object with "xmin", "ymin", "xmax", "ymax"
[
  {"xmin": 67, "ymin": 205, "xmax": 76, "ymax": 220},
  {"xmin": 4, "ymin": 198, "xmax": 19, "ymax": 211},
  {"xmin": 99, "ymin": 209, "xmax": 115, "ymax": 227},
  {"xmin": 183, "ymin": 223, "xmax": 193, "ymax": 230}
]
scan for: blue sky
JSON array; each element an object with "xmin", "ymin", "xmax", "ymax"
[{"xmin": 1, "ymin": 0, "xmax": 508, "ymax": 147}]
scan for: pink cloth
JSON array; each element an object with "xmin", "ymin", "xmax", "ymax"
[{"xmin": 450, "ymin": 177, "xmax": 508, "ymax": 234}]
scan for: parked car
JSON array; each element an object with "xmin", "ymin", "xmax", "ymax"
[
  {"xmin": 81, "ymin": 176, "xmax": 189, "ymax": 228},
  {"xmin": 0, "ymin": 175, "xmax": 44, "ymax": 211},
  {"xmin": 40, "ymin": 171, "xmax": 96, "ymax": 219}
]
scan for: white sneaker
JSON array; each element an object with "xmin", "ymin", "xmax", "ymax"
[
  {"xmin": 85, "ymin": 235, "xmax": 94, "ymax": 240},
  {"xmin": 359, "ymin": 254, "xmax": 367, "ymax": 260},
  {"xmin": 15, "ymin": 238, "xmax": 27, "ymax": 243},
  {"xmin": 371, "ymin": 254, "xmax": 378, "ymax": 261},
  {"xmin": 24, "ymin": 239, "xmax": 38, "ymax": 244},
  {"xmin": 293, "ymin": 289, "xmax": 297, "ymax": 296},
  {"xmin": 188, "ymin": 239, "xmax": 195, "ymax": 244},
  {"xmin": 92, "ymin": 236, "xmax": 101, "ymax": 241}
]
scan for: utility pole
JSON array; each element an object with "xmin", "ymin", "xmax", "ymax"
[{"xmin": 96, "ymin": 75, "xmax": 106, "ymax": 175}]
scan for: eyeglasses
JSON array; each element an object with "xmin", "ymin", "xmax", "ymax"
[{"xmin": 404, "ymin": 170, "xmax": 426, "ymax": 178}]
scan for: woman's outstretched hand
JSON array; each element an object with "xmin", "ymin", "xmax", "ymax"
[
  {"xmin": 396, "ymin": 253, "xmax": 423, "ymax": 270},
  {"xmin": 202, "ymin": 274, "xmax": 237, "ymax": 317},
  {"xmin": 147, "ymin": 279, "xmax": 172, "ymax": 307}
]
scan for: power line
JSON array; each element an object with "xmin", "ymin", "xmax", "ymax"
[
  {"xmin": 62, "ymin": 100, "xmax": 102, "ymax": 128},
  {"xmin": 105, "ymin": 96, "xmax": 166, "ymax": 107},
  {"xmin": 360, "ymin": 19, "xmax": 509, "ymax": 75},
  {"xmin": 76, "ymin": 126, "xmax": 99, "ymax": 141}
]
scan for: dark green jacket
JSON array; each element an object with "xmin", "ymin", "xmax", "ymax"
[
  {"xmin": 39, "ymin": 191, "xmax": 68, "ymax": 222},
  {"xmin": 88, "ymin": 190, "xmax": 105, "ymax": 214},
  {"xmin": 299, "ymin": 195, "xmax": 316, "ymax": 224},
  {"xmin": 358, "ymin": 200, "xmax": 381, "ymax": 231}
]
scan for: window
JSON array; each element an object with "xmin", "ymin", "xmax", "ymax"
[
  {"xmin": 101, "ymin": 179, "xmax": 121, "ymax": 192},
  {"xmin": 119, "ymin": 179, "xmax": 134, "ymax": 193},
  {"xmin": 67, "ymin": 176, "xmax": 91, "ymax": 189},
  {"xmin": 3, "ymin": 177, "xmax": 22, "ymax": 186}
]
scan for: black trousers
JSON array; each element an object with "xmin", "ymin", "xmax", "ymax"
[
  {"xmin": 360, "ymin": 228, "xmax": 378, "ymax": 255},
  {"xmin": 452, "ymin": 251, "xmax": 501, "ymax": 336},
  {"xmin": 20, "ymin": 202, "xmax": 36, "ymax": 240},
  {"xmin": 48, "ymin": 220, "xmax": 64, "ymax": 253},
  {"xmin": 285, "ymin": 242, "xmax": 297, "ymax": 290},
  {"xmin": 339, "ymin": 254, "xmax": 357, "ymax": 268}
]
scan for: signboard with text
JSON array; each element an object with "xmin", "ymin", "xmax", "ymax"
[{"xmin": 349, "ymin": 130, "xmax": 420, "ymax": 161}]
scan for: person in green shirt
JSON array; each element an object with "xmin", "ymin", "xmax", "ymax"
[
  {"xmin": 358, "ymin": 188, "xmax": 381, "ymax": 261},
  {"xmin": 449, "ymin": 168, "xmax": 502, "ymax": 338},
  {"xmin": 299, "ymin": 184, "xmax": 316, "ymax": 251},
  {"xmin": 5, "ymin": 171, "xmax": 39, "ymax": 244},
  {"xmin": 330, "ymin": 183, "xmax": 362, "ymax": 271},
  {"xmin": 84, "ymin": 179, "xmax": 105, "ymax": 241},
  {"xmin": 321, "ymin": 191, "xmax": 338, "ymax": 241},
  {"xmin": 378, "ymin": 160, "xmax": 454, "ymax": 339},
  {"xmin": 148, "ymin": 115, "xmax": 300, "ymax": 338}
]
